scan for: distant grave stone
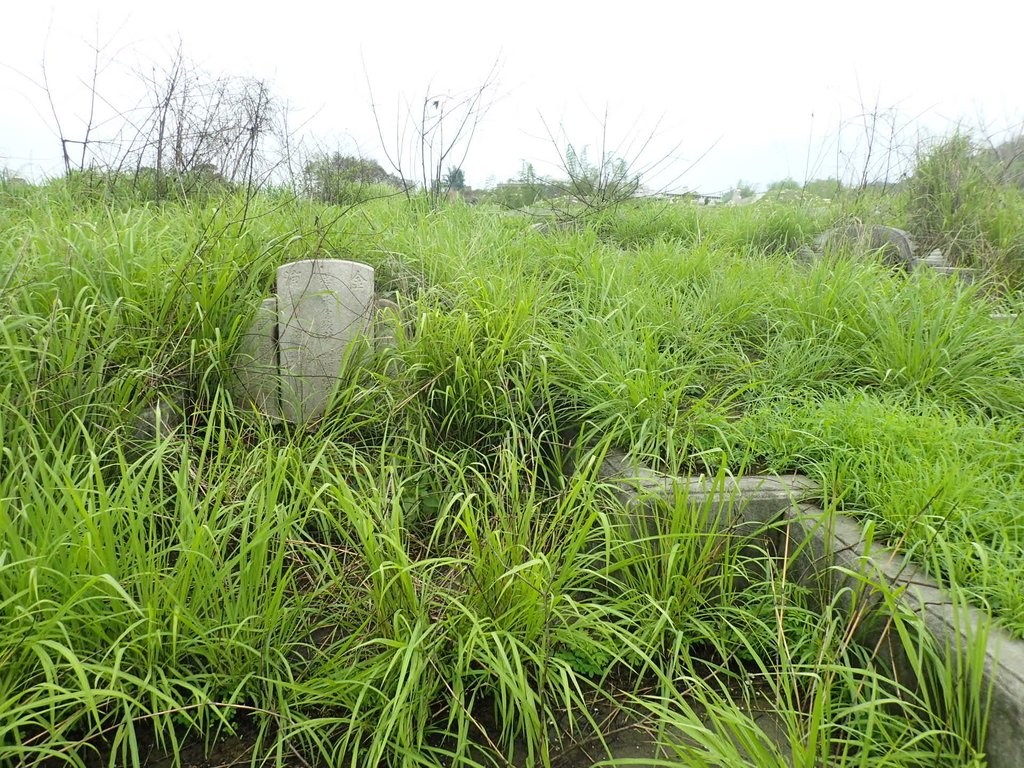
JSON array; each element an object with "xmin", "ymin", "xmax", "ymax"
[
  {"xmin": 233, "ymin": 297, "xmax": 280, "ymax": 420},
  {"xmin": 991, "ymin": 313, "xmax": 1019, "ymax": 324},
  {"xmin": 595, "ymin": 450, "xmax": 1024, "ymax": 768},
  {"xmin": 813, "ymin": 223, "xmax": 916, "ymax": 271},
  {"xmin": 913, "ymin": 250, "xmax": 980, "ymax": 284}
]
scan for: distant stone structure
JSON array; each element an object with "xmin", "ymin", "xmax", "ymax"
[
  {"xmin": 810, "ymin": 223, "xmax": 916, "ymax": 270},
  {"xmin": 796, "ymin": 226, "xmax": 984, "ymax": 286}
]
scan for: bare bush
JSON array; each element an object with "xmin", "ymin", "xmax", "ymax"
[
  {"xmin": 538, "ymin": 110, "xmax": 691, "ymax": 224},
  {"xmin": 118, "ymin": 45, "xmax": 280, "ymax": 199},
  {"xmin": 367, "ymin": 61, "xmax": 499, "ymax": 208},
  {"xmin": 24, "ymin": 35, "xmax": 290, "ymax": 202}
]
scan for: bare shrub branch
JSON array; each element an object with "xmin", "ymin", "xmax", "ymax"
[{"xmin": 367, "ymin": 59, "xmax": 500, "ymax": 208}]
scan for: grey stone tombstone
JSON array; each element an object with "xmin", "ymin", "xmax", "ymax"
[
  {"xmin": 127, "ymin": 396, "xmax": 183, "ymax": 460},
  {"xmin": 231, "ymin": 297, "xmax": 281, "ymax": 420},
  {"xmin": 229, "ymin": 258, "xmax": 384, "ymax": 426},
  {"xmin": 227, "ymin": 258, "xmax": 412, "ymax": 426},
  {"xmin": 277, "ymin": 259, "xmax": 375, "ymax": 424},
  {"xmin": 372, "ymin": 297, "xmax": 401, "ymax": 350}
]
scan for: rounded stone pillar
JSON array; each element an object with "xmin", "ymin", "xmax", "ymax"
[{"xmin": 277, "ymin": 259, "xmax": 375, "ymax": 424}]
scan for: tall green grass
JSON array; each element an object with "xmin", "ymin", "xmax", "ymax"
[
  {"xmin": 0, "ymin": 186, "xmax": 1006, "ymax": 765},
  {"xmin": 901, "ymin": 132, "xmax": 1024, "ymax": 288}
]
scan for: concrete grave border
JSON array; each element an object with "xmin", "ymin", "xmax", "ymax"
[{"xmin": 595, "ymin": 450, "xmax": 1024, "ymax": 768}]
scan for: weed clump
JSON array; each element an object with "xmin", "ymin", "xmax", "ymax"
[
  {"xmin": 0, "ymin": 179, "xmax": 1008, "ymax": 767},
  {"xmin": 903, "ymin": 132, "xmax": 1024, "ymax": 286}
]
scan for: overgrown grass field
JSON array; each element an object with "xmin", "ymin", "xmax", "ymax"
[{"xmin": 1, "ymin": 178, "xmax": 1019, "ymax": 766}]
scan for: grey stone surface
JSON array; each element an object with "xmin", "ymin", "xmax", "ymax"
[
  {"xmin": 785, "ymin": 503, "xmax": 1024, "ymax": 768},
  {"xmin": 596, "ymin": 450, "xmax": 815, "ymax": 543},
  {"xmin": 373, "ymin": 296, "xmax": 406, "ymax": 377},
  {"xmin": 919, "ymin": 248, "xmax": 949, "ymax": 269},
  {"xmin": 594, "ymin": 452, "xmax": 818, "ymax": 596},
  {"xmin": 794, "ymin": 244, "xmax": 818, "ymax": 264},
  {"xmin": 814, "ymin": 223, "xmax": 916, "ymax": 270},
  {"xmin": 373, "ymin": 297, "xmax": 402, "ymax": 349},
  {"xmin": 277, "ymin": 259, "xmax": 374, "ymax": 424},
  {"xmin": 596, "ymin": 451, "xmax": 1024, "ymax": 768},
  {"xmin": 230, "ymin": 297, "xmax": 280, "ymax": 419},
  {"xmin": 915, "ymin": 249, "xmax": 983, "ymax": 284},
  {"xmin": 528, "ymin": 219, "xmax": 575, "ymax": 235},
  {"xmin": 991, "ymin": 313, "xmax": 1019, "ymax": 324},
  {"xmin": 229, "ymin": 262, "xmax": 409, "ymax": 426}
]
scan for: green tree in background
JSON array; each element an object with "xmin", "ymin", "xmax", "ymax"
[
  {"xmin": 443, "ymin": 166, "xmax": 466, "ymax": 191},
  {"xmin": 725, "ymin": 180, "xmax": 756, "ymax": 202},
  {"xmin": 303, "ymin": 153, "xmax": 403, "ymax": 204},
  {"xmin": 767, "ymin": 178, "xmax": 800, "ymax": 193},
  {"xmin": 563, "ymin": 144, "xmax": 640, "ymax": 209},
  {"xmin": 802, "ymin": 178, "xmax": 843, "ymax": 199}
]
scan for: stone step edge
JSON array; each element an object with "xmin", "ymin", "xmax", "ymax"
[{"xmin": 592, "ymin": 450, "xmax": 1024, "ymax": 768}]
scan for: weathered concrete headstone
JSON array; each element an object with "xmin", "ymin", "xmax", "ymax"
[
  {"xmin": 933, "ymin": 266, "xmax": 979, "ymax": 284},
  {"xmin": 794, "ymin": 245, "xmax": 818, "ymax": 264},
  {"xmin": 231, "ymin": 297, "xmax": 281, "ymax": 419},
  {"xmin": 918, "ymin": 248, "xmax": 949, "ymax": 269},
  {"xmin": 912, "ymin": 248, "xmax": 979, "ymax": 284},
  {"xmin": 991, "ymin": 313, "xmax": 1019, "ymax": 324},
  {"xmin": 532, "ymin": 220, "xmax": 574, "ymax": 234},
  {"xmin": 277, "ymin": 259, "xmax": 375, "ymax": 424},
  {"xmin": 228, "ymin": 259, "xmax": 407, "ymax": 426},
  {"xmin": 373, "ymin": 296, "xmax": 402, "ymax": 348}
]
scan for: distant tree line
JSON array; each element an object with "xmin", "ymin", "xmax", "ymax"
[
  {"xmin": 764, "ymin": 177, "xmax": 844, "ymax": 199},
  {"xmin": 302, "ymin": 153, "xmax": 406, "ymax": 204}
]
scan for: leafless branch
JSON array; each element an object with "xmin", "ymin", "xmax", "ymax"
[{"xmin": 366, "ymin": 58, "xmax": 500, "ymax": 208}]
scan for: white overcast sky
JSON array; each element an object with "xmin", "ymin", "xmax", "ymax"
[{"xmin": 1, "ymin": 0, "xmax": 1021, "ymax": 193}]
